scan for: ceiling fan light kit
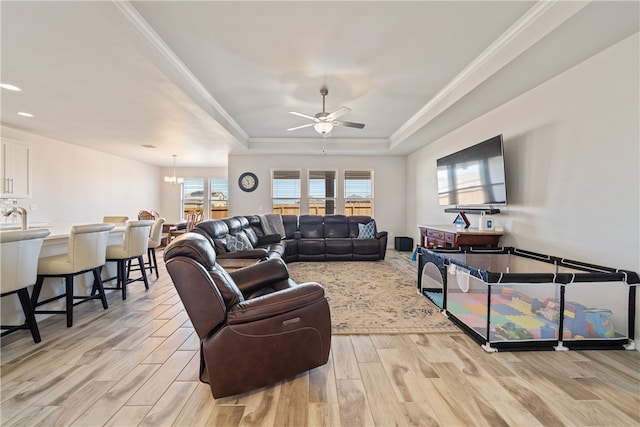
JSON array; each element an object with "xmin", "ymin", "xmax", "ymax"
[{"xmin": 288, "ymin": 87, "xmax": 365, "ymax": 135}]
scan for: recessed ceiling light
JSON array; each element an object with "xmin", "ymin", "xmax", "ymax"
[
  {"xmin": 0, "ymin": 83, "xmax": 22, "ymax": 91},
  {"xmin": 17, "ymin": 112, "xmax": 34, "ymax": 118}
]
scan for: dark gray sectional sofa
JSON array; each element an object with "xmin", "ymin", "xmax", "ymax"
[{"xmin": 191, "ymin": 214, "xmax": 387, "ymax": 263}]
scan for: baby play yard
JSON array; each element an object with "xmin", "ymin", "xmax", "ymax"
[{"xmin": 418, "ymin": 247, "xmax": 638, "ymax": 352}]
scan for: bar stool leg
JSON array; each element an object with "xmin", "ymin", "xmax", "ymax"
[
  {"xmin": 138, "ymin": 256, "xmax": 150, "ymax": 290},
  {"xmin": 91, "ymin": 267, "xmax": 108, "ymax": 309},
  {"xmin": 17, "ymin": 288, "xmax": 41, "ymax": 343},
  {"xmin": 65, "ymin": 275, "xmax": 74, "ymax": 327}
]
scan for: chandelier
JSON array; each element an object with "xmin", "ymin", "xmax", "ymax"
[{"xmin": 164, "ymin": 155, "xmax": 184, "ymax": 185}]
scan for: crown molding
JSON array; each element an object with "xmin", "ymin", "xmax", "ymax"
[{"xmin": 113, "ymin": 0, "xmax": 249, "ymax": 144}]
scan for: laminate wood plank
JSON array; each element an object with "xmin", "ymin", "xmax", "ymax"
[
  {"xmin": 104, "ymin": 405, "xmax": 151, "ymax": 427},
  {"xmin": 431, "ymin": 361, "xmax": 511, "ymax": 427},
  {"xmin": 237, "ymin": 384, "xmax": 281, "ymax": 427},
  {"xmin": 486, "ymin": 399, "xmax": 545, "ymax": 427},
  {"xmin": 3, "ymin": 403, "xmax": 59, "ymax": 427},
  {"xmin": 307, "ymin": 402, "xmax": 341, "ymax": 427},
  {"xmin": 173, "ymin": 383, "xmax": 217, "ymax": 426},
  {"xmin": 34, "ymin": 350, "xmax": 124, "ymax": 406},
  {"xmin": 69, "ymin": 364, "xmax": 160, "ymax": 426},
  {"xmin": 400, "ymin": 402, "xmax": 440, "ymax": 427},
  {"xmin": 562, "ymin": 400, "xmax": 639, "ymax": 427},
  {"xmin": 110, "ymin": 319, "xmax": 169, "ymax": 351},
  {"xmin": 514, "ymin": 352, "xmax": 601, "ymax": 401},
  {"xmin": 359, "ymin": 362, "xmax": 412, "ymax": 425},
  {"xmin": 151, "ymin": 312, "xmax": 191, "ymax": 337},
  {"xmin": 308, "ymin": 354, "xmax": 338, "ymax": 403},
  {"xmin": 350, "ymin": 335, "xmax": 379, "ymax": 363},
  {"xmin": 377, "ymin": 348, "xmax": 427, "ymax": 402},
  {"xmin": 139, "ymin": 381, "xmax": 198, "ymax": 427},
  {"xmin": 336, "ymin": 379, "xmax": 375, "ymax": 427},
  {"xmin": 126, "ymin": 350, "xmax": 196, "ymax": 406},
  {"xmin": 574, "ymin": 376, "xmax": 640, "ymax": 420},
  {"xmin": 206, "ymin": 404, "xmax": 245, "ymax": 427},
  {"xmin": 96, "ymin": 337, "xmax": 165, "ymax": 381},
  {"xmin": 417, "ymin": 378, "xmax": 471, "ymax": 427},
  {"xmin": 272, "ymin": 373, "xmax": 309, "ymax": 426},
  {"xmin": 332, "ymin": 335, "xmax": 360, "ymax": 380},
  {"xmin": 177, "ymin": 330, "xmax": 199, "ymax": 351},
  {"xmin": 579, "ymin": 350, "xmax": 640, "ymax": 383},
  {"xmin": 141, "ymin": 327, "xmax": 192, "ymax": 364},
  {"xmin": 49, "ymin": 380, "xmax": 116, "ymax": 426},
  {"xmin": 175, "ymin": 350, "xmax": 200, "ymax": 382}
]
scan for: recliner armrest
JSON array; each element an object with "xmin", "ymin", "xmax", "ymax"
[
  {"xmin": 230, "ymin": 258, "xmax": 289, "ymax": 294},
  {"xmin": 217, "ymin": 248, "xmax": 269, "ymax": 260},
  {"xmin": 376, "ymin": 231, "xmax": 388, "ymax": 239},
  {"xmin": 227, "ymin": 282, "xmax": 325, "ymax": 325}
]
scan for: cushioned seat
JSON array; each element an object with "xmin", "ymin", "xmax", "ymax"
[
  {"xmin": 104, "ymin": 220, "xmax": 153, "ymax": 300},
  {"xmin": 1, "ymin": 228, "xmax": 51, "ymax": 342},
  {"xmin": 32, "ymin": 223, "xmax": 114, "ymax": 327},
  {"xmin": 164, "ymin": 232, "xmax": 331, "ymax": 399}
]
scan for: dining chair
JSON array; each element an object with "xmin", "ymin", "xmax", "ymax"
[
  {"xmin": 1, "ymin": 228, "xmax": 51, "ymax": 342},
  {"xmin": 32, "ymin": 223, "xmax": 114, "ymax": 328},
  {"xmin": 137, "ymin": 210, "xmax": 156, "ymax": 220}
]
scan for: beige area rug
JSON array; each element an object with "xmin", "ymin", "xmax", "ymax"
[{"xmin": 287, "ymin": 260, "xmax": 460, "ymax": 335}]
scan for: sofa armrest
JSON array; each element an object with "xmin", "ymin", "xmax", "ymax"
[
  {"xmin": 227, "ymin": 282, "xmax": 325, "ymax": 325},
  {"xmin": 216, "ymin": 248, "xmax": 269, "ymax": 260},
  {"xmin": 257, "ymin": 233, "xmax": 282, "ymax": 246},
  {"xmin": 376, "ymin": 231, "xmax": 388, "ymax": 239},
  {"xmin": 230, "ymin": 258, "xmax": 290, "ymax": 294}
]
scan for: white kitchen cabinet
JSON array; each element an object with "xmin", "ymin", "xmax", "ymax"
[{"xmin": 1, "ymin": 140, "xmax": 32, "ymax": 198}]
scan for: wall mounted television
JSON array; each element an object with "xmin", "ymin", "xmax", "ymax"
[{"xmin": 437, "ymin": 134, "xmax": 507, "ymax": 206}]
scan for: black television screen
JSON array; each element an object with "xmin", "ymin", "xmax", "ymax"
[{"xmin": 437, "ymin": 134, "xmax": 507, "ymax": 206}]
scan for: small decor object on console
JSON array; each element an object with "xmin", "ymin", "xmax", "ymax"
[
  {"xmin": 453, "ymin": 212, "xmax": 470, "ymax": 229},
  {"xmin": 238, "ymin": 172, "xmax": 258, "ymax": 192}
]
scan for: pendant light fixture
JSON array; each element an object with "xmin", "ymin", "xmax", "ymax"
[{"xmin": 164, "ymin": 155, "xmax": 184, "ymax": 185}]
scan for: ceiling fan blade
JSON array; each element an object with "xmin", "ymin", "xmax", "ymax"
[
  {"xmin": 332, "ymin": 120, "xmax": 365, "ymax": 129},
  {"xmin": 287, "ymin": 123, "xmax": 315, "ymax": 131},
  {"xmin": 289, "ymin": 111, "xmax": 318, "ymax": 121},
  {"xmin": 325, "ymin": 106, "xmax": 351, "ymax": 121}
]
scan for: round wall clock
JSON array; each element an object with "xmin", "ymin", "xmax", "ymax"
[{"xmin": 238, "ymin": 172, "xmax": 258, "ymax": 192}]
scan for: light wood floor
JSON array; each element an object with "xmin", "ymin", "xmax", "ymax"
[{"xmin": 1, "ymin": 250, "xmax": 639, "ymax": 426}]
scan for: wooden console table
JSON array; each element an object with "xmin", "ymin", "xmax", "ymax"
[{"xmin": 418, "ymin": 224, "xmax": 503, "ymax": 249}]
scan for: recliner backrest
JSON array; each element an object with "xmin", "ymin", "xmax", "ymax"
[
  {"xmin": 164, "ymin": 233, "xmax": 245, "ymax": 309},
  {"xmin": 324, "ymin": 214, "xmax": 348, "ymax": 238},
  {"xmin": 299, "ymin": 215, "xmax": 324, "ymax": 238}
]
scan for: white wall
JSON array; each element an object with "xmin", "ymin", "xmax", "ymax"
[
  {"xmin": 228, "ymin": 154, "xmax": 407, "ymax": 243},
  {"xmin": 408, "ymin": 33, "xmax": 640, "ymax": 338},
  {"xmin": 1, "ymin": 127, "xmax": 161, "ymax": 224}
]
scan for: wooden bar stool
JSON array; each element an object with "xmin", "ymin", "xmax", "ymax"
[
  {"xmin": 31, "ymin": 223, "xmax": 114, "ymax": 328},
  {"xmin": 1, "ymin": 228, "xmax": 51, "ymax": 343}
]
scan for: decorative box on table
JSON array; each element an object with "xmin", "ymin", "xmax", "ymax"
[{"xmin": 417, "ymin": 246, "xmax": 638, "ymax": 352}]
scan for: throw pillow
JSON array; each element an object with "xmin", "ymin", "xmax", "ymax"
[
  {"xmin": 226, "ymin": 233, "xmax": 253, "ymax": 252},
  {"xmin": 357, "ymin": 221, "xmax": 376, "ymax": 239}
]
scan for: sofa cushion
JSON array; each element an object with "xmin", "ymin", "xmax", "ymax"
[
  {"xmin": 357, "ymin": 221, "xmax": 376, "ymax": 239},
  {"xmin": 226, "ymin": 233, "xmax": 253, "ymax": 252},
  {"xmin": 299, "ymin": 215, "xmax": 324, "ymax": 238}
]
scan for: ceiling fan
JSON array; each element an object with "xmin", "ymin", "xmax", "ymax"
[{"xmin": 287, "ymin": 87, "xmax": 365, "ymax": 135}]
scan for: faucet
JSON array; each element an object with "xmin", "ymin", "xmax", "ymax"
[{"xmin": 3, "ymin": 206, "xmax": 28, "ymax": 229}]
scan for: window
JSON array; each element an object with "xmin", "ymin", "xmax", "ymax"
[
  {"xmin": 181, "ymin": 178, "xmax": 228, "ymax": 220},
  {"xmin": 182, "ymin": 178, "xmax": 204, "ymax": 220},
  {"xmin": 210, "ymin": 178, "xmax": 229, "ymax": 219},
  {"xmin": 272, "ymin": 170, "xmax": 301, "ymax": 215},
  {"xmin": 309, "ymin": 170, "xmax": 336, "ymax": 215},
  {"xmin": 344, "ymin": 170, "xmax": 373, "ymax": 216}
]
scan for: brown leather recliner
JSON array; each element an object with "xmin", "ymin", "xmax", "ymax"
[{"xmin": 163, "ymin": 233, "xmax": 331, "ymax": 399}]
